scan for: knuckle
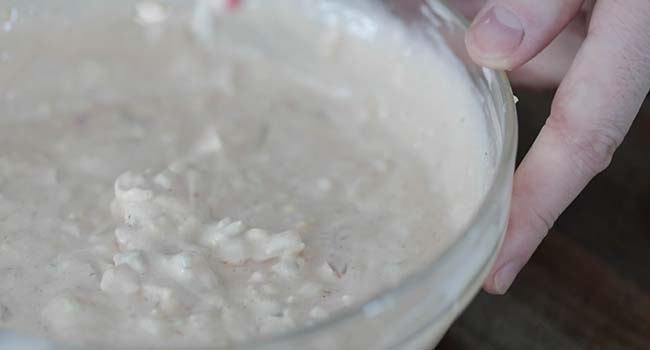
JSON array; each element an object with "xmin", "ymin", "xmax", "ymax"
[
  {"xmin": 546, "ymin": 110, "xmax": 623, "ymax": 176},
  {"xmin": 528, "ymin": 204, "xmax": 555, "ymax": 240},
  {"xmin": 568, "ymin": 128, "xmax": 618, "ymax": 175},
  {"xmin": 511, "ymin": 188, "xmax": 555, "ymax": 242}
]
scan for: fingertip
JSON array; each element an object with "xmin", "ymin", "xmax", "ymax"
[
  {"xmin": 466, "ymin": 0, "xmax": 584, "ymax": 71},
  {"xmin": 482, "ymin": 261, "xmax": 518, "ymax": 295},
  {"xmin": 492, "ymin": 261, "xmax": 522, "ymax": 293},
  {"xmin": 482, "ymin": 281, "xmax": 506, "ymax": 295},
  {"xmin": 466, "ymin": 4, "xmax": 523, "ymax": 70}
]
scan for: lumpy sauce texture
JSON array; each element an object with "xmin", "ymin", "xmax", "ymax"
[{"xmin": 0, "ymin": 0, "xmax": 491, "ymax": 346}]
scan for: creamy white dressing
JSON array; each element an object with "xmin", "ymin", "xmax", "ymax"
[{"xmin": 0, "ymin": 0, "xmax": 492, "ymax": 347}]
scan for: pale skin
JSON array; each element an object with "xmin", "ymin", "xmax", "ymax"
[{"xmin": 447, "ymin": 0, "xmax": 650, "ymax": 294}]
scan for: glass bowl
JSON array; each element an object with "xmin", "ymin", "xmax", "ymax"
[{"xmin": 0, "ymin": 0, "xmax": 517, "ymax": 349}]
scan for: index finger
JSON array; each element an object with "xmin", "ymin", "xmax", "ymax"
[{"xmin": 484, "ymin": 0, "xmax": 650, "ymax": 294}]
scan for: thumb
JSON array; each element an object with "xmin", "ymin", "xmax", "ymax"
[{"xmin": 466, "ymin": 0, "xmax": 583, "ymax": 70}]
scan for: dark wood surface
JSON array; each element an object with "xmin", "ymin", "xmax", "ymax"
[{"xmin": 437, "ymin": 89, "xmax": 650, "ymax": 350}]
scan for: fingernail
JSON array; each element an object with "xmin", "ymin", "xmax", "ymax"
[
  {"xmin": 493, "ymin": 261, "xmax": 521, "ymax": 294},
  {"xmin": 469, "ymin": 5, "xmax": 524, "ymax": 59}
]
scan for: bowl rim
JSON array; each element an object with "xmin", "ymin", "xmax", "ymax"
[
  {"xmin": 232, "ymin": 0, "xmax": 518, "ymax": 348},
  {"xmin": 0, "ymin": 0, "xmax": 517, "ymax": 348}
]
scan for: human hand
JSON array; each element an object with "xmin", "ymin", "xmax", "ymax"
[{"xmin": 448, "ymin": 0, "xmax": 650, "ymax": 294}]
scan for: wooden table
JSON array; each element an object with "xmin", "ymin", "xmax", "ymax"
[{"xmin": 437, "ymin": 89, "xmax": 650, "ymax": 350}]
